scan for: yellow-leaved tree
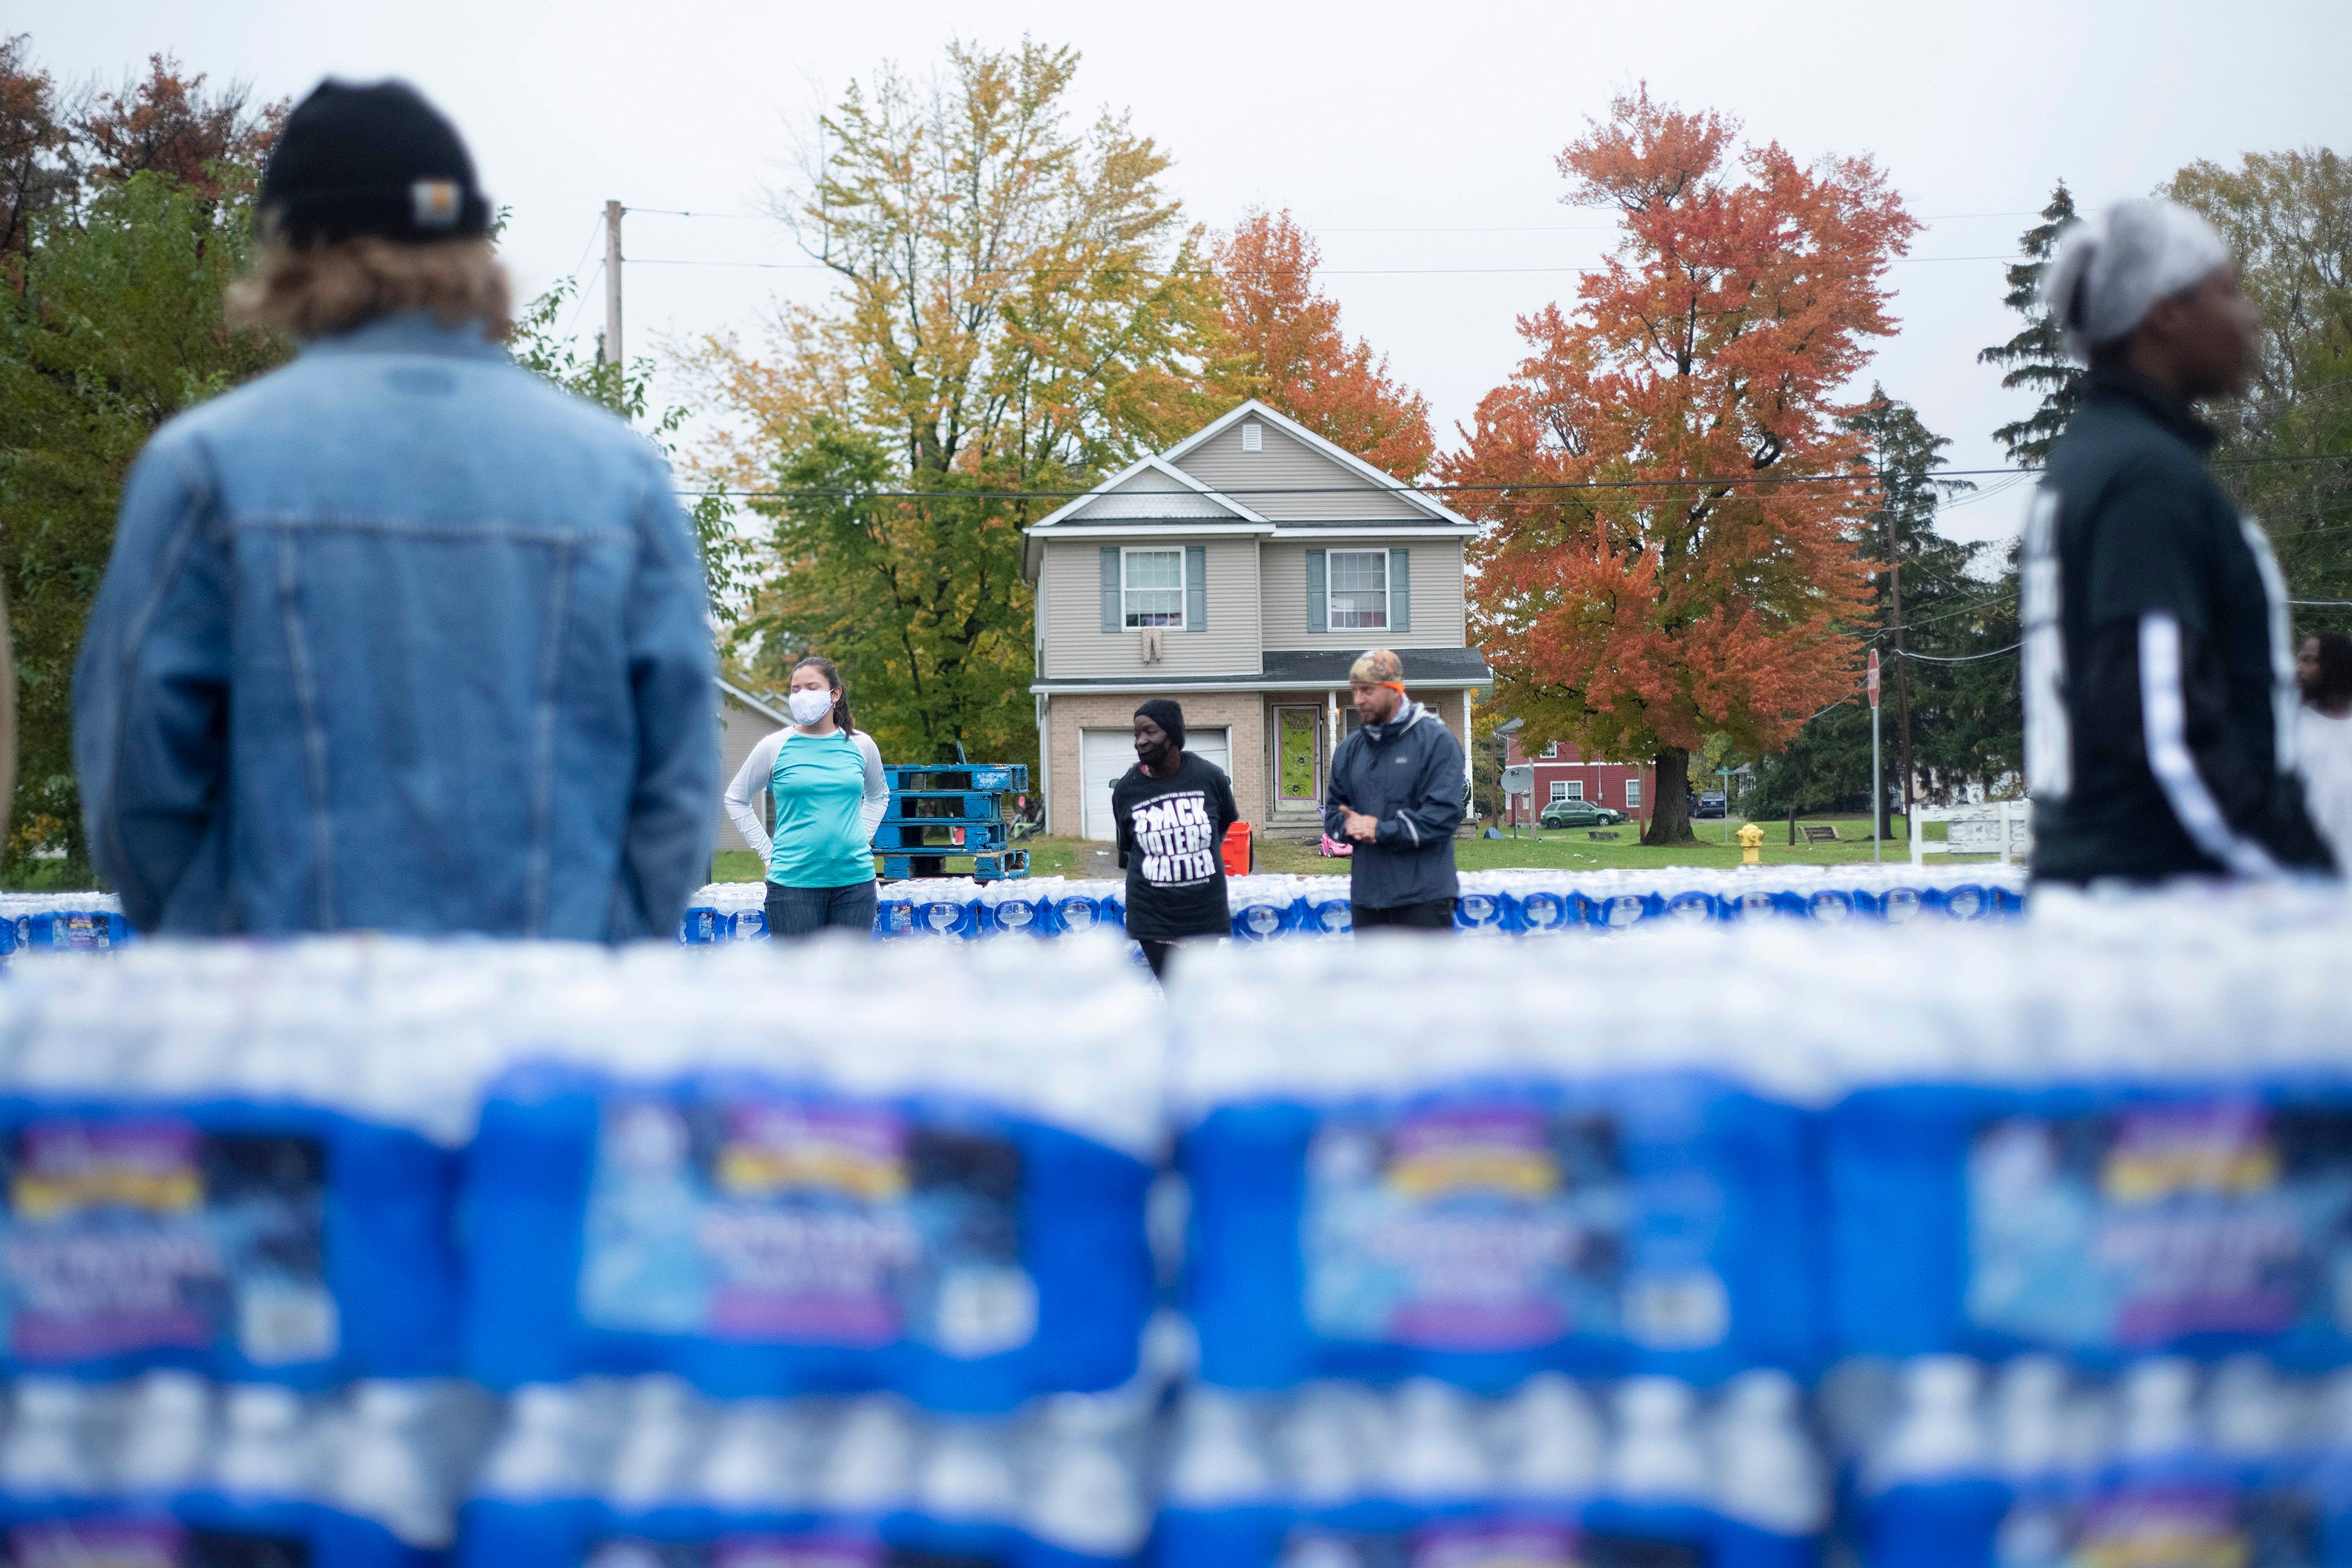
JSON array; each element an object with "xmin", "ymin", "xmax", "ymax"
[{"xmin": 696, "ymin": 40, "xmax": 1220, "ymax": 766}]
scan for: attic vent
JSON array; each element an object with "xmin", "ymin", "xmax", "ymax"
[{"xmin": 1241, "ymin": 421, "xmax": 1262, "ymax": 453}]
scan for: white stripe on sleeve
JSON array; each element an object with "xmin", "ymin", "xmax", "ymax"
[{"xmin": 2138, "ymin": 611, "xmax": 2280, "ymax": 879}]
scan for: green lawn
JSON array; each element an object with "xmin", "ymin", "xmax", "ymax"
[
  {"xmin": 1247, "ymin": 813, "xmax": 2003, "ymax": 876},
  {"xmin": 709, "ymin": 815, "xmax": 2000, "ymax": 884}
]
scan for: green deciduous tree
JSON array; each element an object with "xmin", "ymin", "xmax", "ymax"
[
  {"xmin": 1978, "ymin": 183, "xmax": 2082, "ymax": 467},
  {"xmin": 0, "ymin": 45, "xmax": 285, "ymax": 882},
  {"xmin": 699, "ymin": 39, "xmax": 1220, "ymax": 765},
  {"xmin": 2169, "ymin": 148, "xmax": 2352, "ymax": 628}
]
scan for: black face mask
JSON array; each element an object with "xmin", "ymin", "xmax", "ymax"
[{"xmin": 1136, "ymin": 735, "xmax": 1178, "ymax": 771}]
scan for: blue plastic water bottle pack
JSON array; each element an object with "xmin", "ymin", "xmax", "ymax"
[
  {"xmin": 465, "ymin": 1065, "xmax": 1155, "ymax": 1407},
  {"xmin": 0, "ymin": 885, "xmax": 2339, "ymax": 1567}
]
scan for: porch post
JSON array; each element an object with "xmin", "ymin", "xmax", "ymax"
[{"xmin": 1328, "ymin": 688, "xmax": 1341, "ymax": 816}]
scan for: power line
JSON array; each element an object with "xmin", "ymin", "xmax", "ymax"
[
  {"xmin": 561, "ymin": 259, "xmax": 604, "ymax": 339},
  {"xmin": 627, "ymin": 254, "xmax": 2020, "ymax": 278},
  {"xmin": 1893, "ymin": 642, "xmax": 2020, "ymax": 662},
  {"xmin": 630, "ymin": 257, "xmax": 823, "ymax": 270},
  {"xmin": 1322, "ymin": 255, "xmax": 2016, "ymax": 277},
  {"xmin": 1315, "ymin": 213, "xmax": 2040, "ymax": 234},
  {"xmin": 691, "ymin": 453, "xmax": 2340, "ymax": 503}
]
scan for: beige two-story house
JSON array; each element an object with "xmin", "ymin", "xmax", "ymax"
[{"xmin": 1023, "ymin": 399, "xmax": 1490, "ymax": 841}]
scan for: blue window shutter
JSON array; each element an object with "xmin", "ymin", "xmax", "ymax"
[
  {"xmin": 1185, "ymin": 545, "xmax": 1207, "ymax": 631},
  {"xmin": 1389, "ymin": 548, "xmax": 1411, "ymax": 632},
  {"xmin": 1307, "ymin": 549, "xmax": 1327, "ymax": 634},
  {"xmin": 1101, "ymin": 547, "xmax": 1121, "ymax": 633}
]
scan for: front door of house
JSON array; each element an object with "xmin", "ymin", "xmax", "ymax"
[{"xmin": 1272, "ymin": 706, "xmax": 1323, "ymax": 810}]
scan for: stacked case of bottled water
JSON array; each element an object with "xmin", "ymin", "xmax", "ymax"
[
  {"xmin": 0, "ymin": 936, "xmax": 1168, "ymax": 1566},
  {"xmin": 678, "ymin": 863, "xmax": 2030, "ymax": 946},
  {"xmin": 0, "ymin": 892, "xmax": 133, "ymax": 954},
  {"xmin": 1163, "ymin": 887, "xmax": 2352, "ymax": 1568},
  {"xmin": 0, "ymin": 884, "xmax": 2342, "ymax": 1565}
]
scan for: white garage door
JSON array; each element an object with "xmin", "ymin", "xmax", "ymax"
[{"xmin": 1080, "ymin": 726, "xmax": 1232, "ymax": 841}]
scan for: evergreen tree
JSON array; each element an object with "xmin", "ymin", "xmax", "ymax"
[
  {"xmin": 1978, "ymin": 183, "xmax": 2082, "ymax": 466},
  {"xmin": 1748, "ymin": 390, "xmax": 2007, "ymax": 820}
]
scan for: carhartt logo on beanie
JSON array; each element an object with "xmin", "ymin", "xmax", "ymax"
[{"xmin": 258, "ymin": 79, "xmax": 491, "ymax": 245}]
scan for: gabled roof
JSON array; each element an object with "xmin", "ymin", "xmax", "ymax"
[
  {"xmin": 1160, "ymin": 398, "xmax": 1475, "ymax": 529},
  {"xmin": 1022, "ymin": 455, "xmax": 1272, "ymax": 579},
  {"xmin": 1025, "ymin": 455, "xmax": 1271, "ymax": 532},
  {"xmin": 717, "ymin": 677, "xmax": 788, "ymax": 728}
]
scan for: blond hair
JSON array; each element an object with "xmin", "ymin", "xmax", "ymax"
[{"xmin": 227, "ymin": 230, "xmax": 513, "ymax": 342}]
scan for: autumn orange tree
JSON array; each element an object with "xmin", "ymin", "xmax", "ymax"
[
  {"xmin": 1210, "ymin": 209, "xmax": 1432, "ymax": 478},
  {"xmin": 1446, "ymin": 88, "xmax": 1916, "ymax": 843}
]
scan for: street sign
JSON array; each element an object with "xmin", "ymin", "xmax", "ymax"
[
  {"xmin": 1867, "ymin": 649, "xmax": 1881, "ymax": 708},
  {"xmin": 1501, "ymin": 764, "xmax": 1535, "ymax": 796}
]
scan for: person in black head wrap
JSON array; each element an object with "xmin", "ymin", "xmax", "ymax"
[
  {"xmin": 2023, "ymin": 199, "xmax": 2332, "ymax": 884},
  {"xmin": 1110, "ymin": 699, "xmax": 1238, "ymax": 981}
]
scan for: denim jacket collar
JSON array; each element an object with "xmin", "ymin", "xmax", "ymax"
[{"xmin": 299, "ymin": 309, "xmax": 510, "ymax": 362}]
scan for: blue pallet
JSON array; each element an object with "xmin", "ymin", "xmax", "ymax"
[
  {"xmin": 877, "ymin": 849, "xmax": 1029, "ymax": 882},
  {"xmin": 882, "ymin": 791, "xmax": 1003, "ymax": 822},
  {"xmin": 882, "ymin": 763, "xmax": 1029, "ymax": 793},
  {"xmin": 874, "ymin": 819, "xmax": 1010, "ymax": 853}
]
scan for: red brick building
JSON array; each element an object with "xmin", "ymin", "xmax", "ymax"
[{"xmin": 1500, "ymin": 731, "xmax": 1657, "ymax": 825}]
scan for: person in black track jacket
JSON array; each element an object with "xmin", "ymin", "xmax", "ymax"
[
  {"xmin": 1323, "ymin": 649, "xmax": 1466, "ymax": 928},
  {"xmin": 2024, "ymin": 198, "xmax": 2334, "ymax": 884}
]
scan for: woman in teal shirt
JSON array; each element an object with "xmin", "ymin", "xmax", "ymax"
[{"xmin": 722, "ymin": 655, "xmax": 887, "ymax": 938}]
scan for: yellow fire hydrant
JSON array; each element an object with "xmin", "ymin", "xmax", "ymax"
[{"xmin": 1737, "ymin": 822, "xmax": 1764, "ymax": 866}]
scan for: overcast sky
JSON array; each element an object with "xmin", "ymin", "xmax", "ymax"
[{"xmin": 29, "ymin": 0, "xmax": 2352, "ymax": 551}]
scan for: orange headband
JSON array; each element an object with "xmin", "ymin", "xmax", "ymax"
[{"xmin": 1377, "ymin": 681, "xmax": 1407, "ymax": 693}]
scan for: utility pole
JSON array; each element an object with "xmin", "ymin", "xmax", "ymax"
[
  {"xmin": 602, "ymin": 200, "xmax": 625, "ymax": 379},
  {"xmin": 1890, "ymin": 546, "xmax": 1915, "ymax": 839},
  {"xmin": 1868, "ymin": 648, "xmax": 1882, "ymax": 863}
]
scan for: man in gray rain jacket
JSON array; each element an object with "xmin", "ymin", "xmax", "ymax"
[{"xmin": 1323, "ymin": 649, "xmax": 1466, "ymax": 929}]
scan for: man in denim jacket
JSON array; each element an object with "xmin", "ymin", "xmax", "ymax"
[{"xmin": 73, "ymin": 81, "xmax": 716, "ymax": 938}]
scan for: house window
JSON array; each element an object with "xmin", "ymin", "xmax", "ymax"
[
  {"xmin": 1624, "ymin": 778, "xmax": 1642, "ymax": 809},
  {"xmin": 1549, "ymin": 781, "xmax": 1568, "ymax": 802},
  {"xmin": 1327, "ymin": 550, "xmax": 1388, "ymax": 630},
  {"xmin": 1122, "ymin": 548, "xmax": 1185, "ymax": 629},
  {"xmin": 1563, "ymin": 779, "xmax": 1584, "ymax": 801},
  {"xmin": 1541, "ymin": 742, "xmax": 1559, "ymax": 759}
]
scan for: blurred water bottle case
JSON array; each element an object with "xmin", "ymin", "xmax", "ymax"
[
  {"xmin": 462, "ymin": 1063, "xmax": 1155, "ymax": 1408},
  {"xmin": 0, "ymin": 1102, "xmax": 461, "ymax": 1385},
  {"xmin": 1830, "ymin": 1085, "xmax": 2352, "ymax": 1368},
  {"xmin": 1182, "ymin": 1073, "xmax": 1822, "ymax": 1388}
]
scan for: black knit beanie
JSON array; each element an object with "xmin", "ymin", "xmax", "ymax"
[
  {"xmin": 1134, "ymin": 699, "xmax": 1186, "ymax": 751},
  {"xmin": 257, "ymin": 80, "xmax": 491, "ymax": 245}
]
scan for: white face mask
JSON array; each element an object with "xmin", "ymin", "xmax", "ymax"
[{"xmin": 787, "ymin": 688, "xmax": 834, "ymax": 728}]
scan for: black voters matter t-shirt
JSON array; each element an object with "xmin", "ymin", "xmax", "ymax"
[{"xmin": 1111, "ymin": 750, "xmax": 1240, "ymax": 942}]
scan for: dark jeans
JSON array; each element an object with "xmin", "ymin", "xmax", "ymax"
[
  {"xmin": 1138, "ymin": 939, "xmax": 1176, "ymax": 981},
  {"xmin": 764, "ymin": 878, "xmax": 879, "ymax": 940},
  {"xmin": 1353, "ymin": 896, "xmax": 1457, "ymax": 931}
]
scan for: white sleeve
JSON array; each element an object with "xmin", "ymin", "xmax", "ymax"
[
  {"xmin": 857, "ymin": 731, "xmax": 890, "ymax": 844},
  {"xmin": 2138, "ymin": 611, "xmax": 2281, "ymax": 879},
  {"xmin": 724, "ymin": 730, "xmax": 786, "ymax": 863}
]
